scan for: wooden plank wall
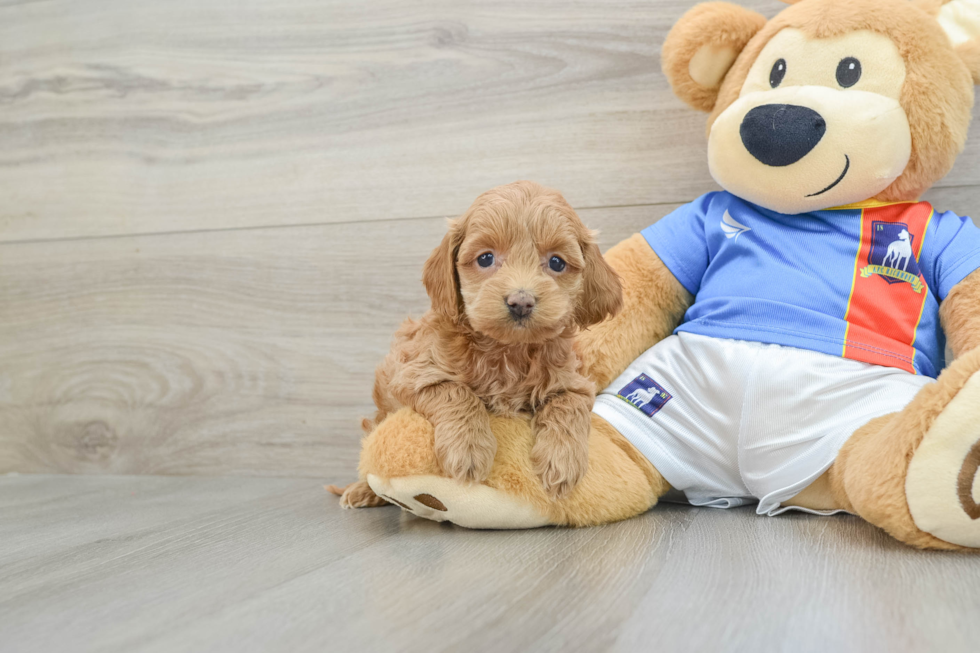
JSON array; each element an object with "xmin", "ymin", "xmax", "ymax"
[{"xmin": 1, "ymin": 0, "xmax": 978, "ymax": 478}]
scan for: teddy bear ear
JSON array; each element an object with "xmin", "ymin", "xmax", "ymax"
[
  {"xmin": 937, "ymin": 0, "xmax": 980, "ymax": 83},
  {"xmin": 662, "ymin": 2, "xmax": 768, "ymax": 112}
]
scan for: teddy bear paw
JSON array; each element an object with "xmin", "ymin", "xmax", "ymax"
[
  {"xmin": 906, "ymin": 370, "xmax": 980, "ymax": 548},
  {"xmin": 365, "ymin": 474, "xmax": 550, "ymax": 529}
]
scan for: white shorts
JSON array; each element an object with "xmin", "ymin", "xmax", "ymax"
[{"xmin": 593, "ymin": 333, "xmax": 934, "ymax": 515}]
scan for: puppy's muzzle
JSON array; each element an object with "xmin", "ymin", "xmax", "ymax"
[{"xmin": 506, "ymin": 290, "xmax": 535, "ymax": 320}]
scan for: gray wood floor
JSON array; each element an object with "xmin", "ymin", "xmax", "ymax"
[
  {"xmin": 0, "ymin": 0, "xmax": 977, "ymax": 478},
  {"xmin": 3, "ymin": 1, "xmax": 980, "ymax": 650},
  {"xmin": 3, "ymin": 474, "xmax": 980, "ymax": 653}
]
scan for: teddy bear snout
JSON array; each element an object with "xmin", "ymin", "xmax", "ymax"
[{"xmin": 740, "ymin": 103, "xmax": 826, "ymax": 167}]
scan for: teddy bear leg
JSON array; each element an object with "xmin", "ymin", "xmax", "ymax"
[
  {"xmin": 353, "ymin": 408, "xmax": 554, "ymax": 528},
  {"xmin": 366, "ymin": 474, "xmax": 554, "ymax": 528},
  {"xmin": 354, "ymin": 408, "xmax": 668, "ymax": 529},
  {"xmin": 827, "ymin": 348, "xmax": 980, "ymax": 550}
]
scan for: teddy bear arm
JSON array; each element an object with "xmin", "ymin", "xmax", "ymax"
[
  {"xmin": 576, "ymin": 233, "xmax": 692, "ymax": 389},
  {"xmin": 940, "ymin": 268, "xmax": 980, "ymax": 358}
]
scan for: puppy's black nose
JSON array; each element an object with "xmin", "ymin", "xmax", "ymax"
[
  {"xmin": 739, "ymin": 104, "xmax": 826, "ymax": 166},
  {"xmin": 506, "ymin": 291, "xmax": 535, "ymax": 320}
]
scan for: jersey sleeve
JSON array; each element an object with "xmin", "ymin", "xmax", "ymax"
[
  {"xmin": 640, "ymin": 193, "xmax": 714, "ymax": 296},
  {"xmin": 922, "ymin": 209, "xmax": 980, "ymax": 300}
]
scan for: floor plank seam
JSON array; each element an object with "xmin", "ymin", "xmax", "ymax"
[
  {"xmin": 0, "ymin": 202, "xmax": 685, "ymax": 247},
  {"xmin": 3, "ymin": 184, "xmax": 977, "ymax": 248}
]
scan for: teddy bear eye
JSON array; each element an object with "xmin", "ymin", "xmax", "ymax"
[
  {"xmin": 769, "ymin": 58, "xmax": 787, "ymax": 88},
  {"xmin": 836, "ymin": 57, "xmax": 862, "ymax": 88},
  {"xmin": 549, "ymin": 256, "xmax": 566, "ymax": 273},
  {"xmin": 477, "ymin": 252, "xmax": 494, "ymax": 268}
]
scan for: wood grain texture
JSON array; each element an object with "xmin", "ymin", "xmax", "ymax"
[
  {"xmin": 1, "ymin": 0, "xmax": 975, "ymax": 242},
  {"xmin": 0, "ymin": 0, "xmax": 979, "ymax": 480},
  {"xmin": 0, "ymin": 0, "xmax": 739, "ymax": 242},
  {"xmin": 0, "ymin": 203, "xmax": 679, "ymax": 477},
  {"xmin": 3, "ymin": 474, "xmax": 980, "ymax": 653}
]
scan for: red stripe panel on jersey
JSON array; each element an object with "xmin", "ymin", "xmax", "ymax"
[{"xmin": 842, "ymin": 202, "xmax": 933, "ymax": 373}]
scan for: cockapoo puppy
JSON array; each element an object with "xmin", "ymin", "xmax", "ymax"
[{"xmin": 333, "ymin": 181, "xmax": 622, "ymax": 506}]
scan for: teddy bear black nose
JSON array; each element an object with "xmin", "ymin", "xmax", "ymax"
[{"xmin": 739, "ymin": 104, "xmax": 826, "ymax": 167}]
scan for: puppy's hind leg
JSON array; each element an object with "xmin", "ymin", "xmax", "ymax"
[
  {"xmin": 364, "ymin": 356, "xmax": 402, "ymax": 435},
  {"xmin": 327, "ymin": 481, "xmax": 389, "ymax": 508}
]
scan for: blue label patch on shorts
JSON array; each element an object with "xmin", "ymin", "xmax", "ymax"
[{"xmin": 617, "ymin": 374, "xmax": 672, "ymax": 418}]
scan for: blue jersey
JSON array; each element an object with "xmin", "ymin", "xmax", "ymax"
[{"xmin": 642, "ymin": 192, "xmax": 980, "ymax": 378}]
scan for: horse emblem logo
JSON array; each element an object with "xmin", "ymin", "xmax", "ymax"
[
  {"xmin": 617, "ymin": 374, "xmax": 672, "ymax": 418},
  {"xmin": 859, "ymin": 221, "xmax": 925, "ymax": 293}
]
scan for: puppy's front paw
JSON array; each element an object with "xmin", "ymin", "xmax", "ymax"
[
  {"xmin": 434, "ymin": 420, "xmax": 497, "ymax": 483},
  {"xmin": 531, "ymin": 431, "xmax": 589, "ymax": 500}
]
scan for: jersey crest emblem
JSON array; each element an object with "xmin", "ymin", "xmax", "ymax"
[
  {"xmin": 859, "ymin": 221, "xmax": 924, "ymax": 293},
  {"xmin": 721, "ymin": 210, "xmax": 752, "ymax": 242},
  {"xmin": 617, "ymin": 374, "xmax": 672, "ymax": 418}
]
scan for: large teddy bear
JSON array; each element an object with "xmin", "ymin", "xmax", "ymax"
[{"xmin": 344, "ymin": 0, "xmax": 980, "ymax": 550}]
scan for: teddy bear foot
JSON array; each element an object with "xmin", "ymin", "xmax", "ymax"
[
  {"xmin": 365, "ymin": 474, "xmax": 551, "ymax": 529},
  {"xmin": 906, "ymin": 370, "xmax": 980, "ymax": 548}
]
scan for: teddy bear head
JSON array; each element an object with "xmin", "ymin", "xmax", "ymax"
[{"xmin": 663, "ymin": 0, "xmax": 980, "ymax": 214}]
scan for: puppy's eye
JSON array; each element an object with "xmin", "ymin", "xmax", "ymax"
[
  {"xmin": 477, "ymin": 252, "xmax": 494, "ymax": 268},
  {"xmin": 548, "ymin": 256, "xmax": 566, "ymax": 273},
  {"xmin": 769, "ymin": 58, "xmax": 786, "ymax": 88},
  {"xmin": 836, "ymin": 57, "xmax": 861, "ymax": 88}
]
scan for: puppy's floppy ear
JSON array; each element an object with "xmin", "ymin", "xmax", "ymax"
[
  {"xmin": 422, "ymin": 218, "xmax": 464, "ymax": 322},
  {"xmin": 575, "ymin": 231, "xmax": 623, "ymax": 328},
  {"xmin": 662, "ymin": 2, "xmax": 767, "ymax": 112}
]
